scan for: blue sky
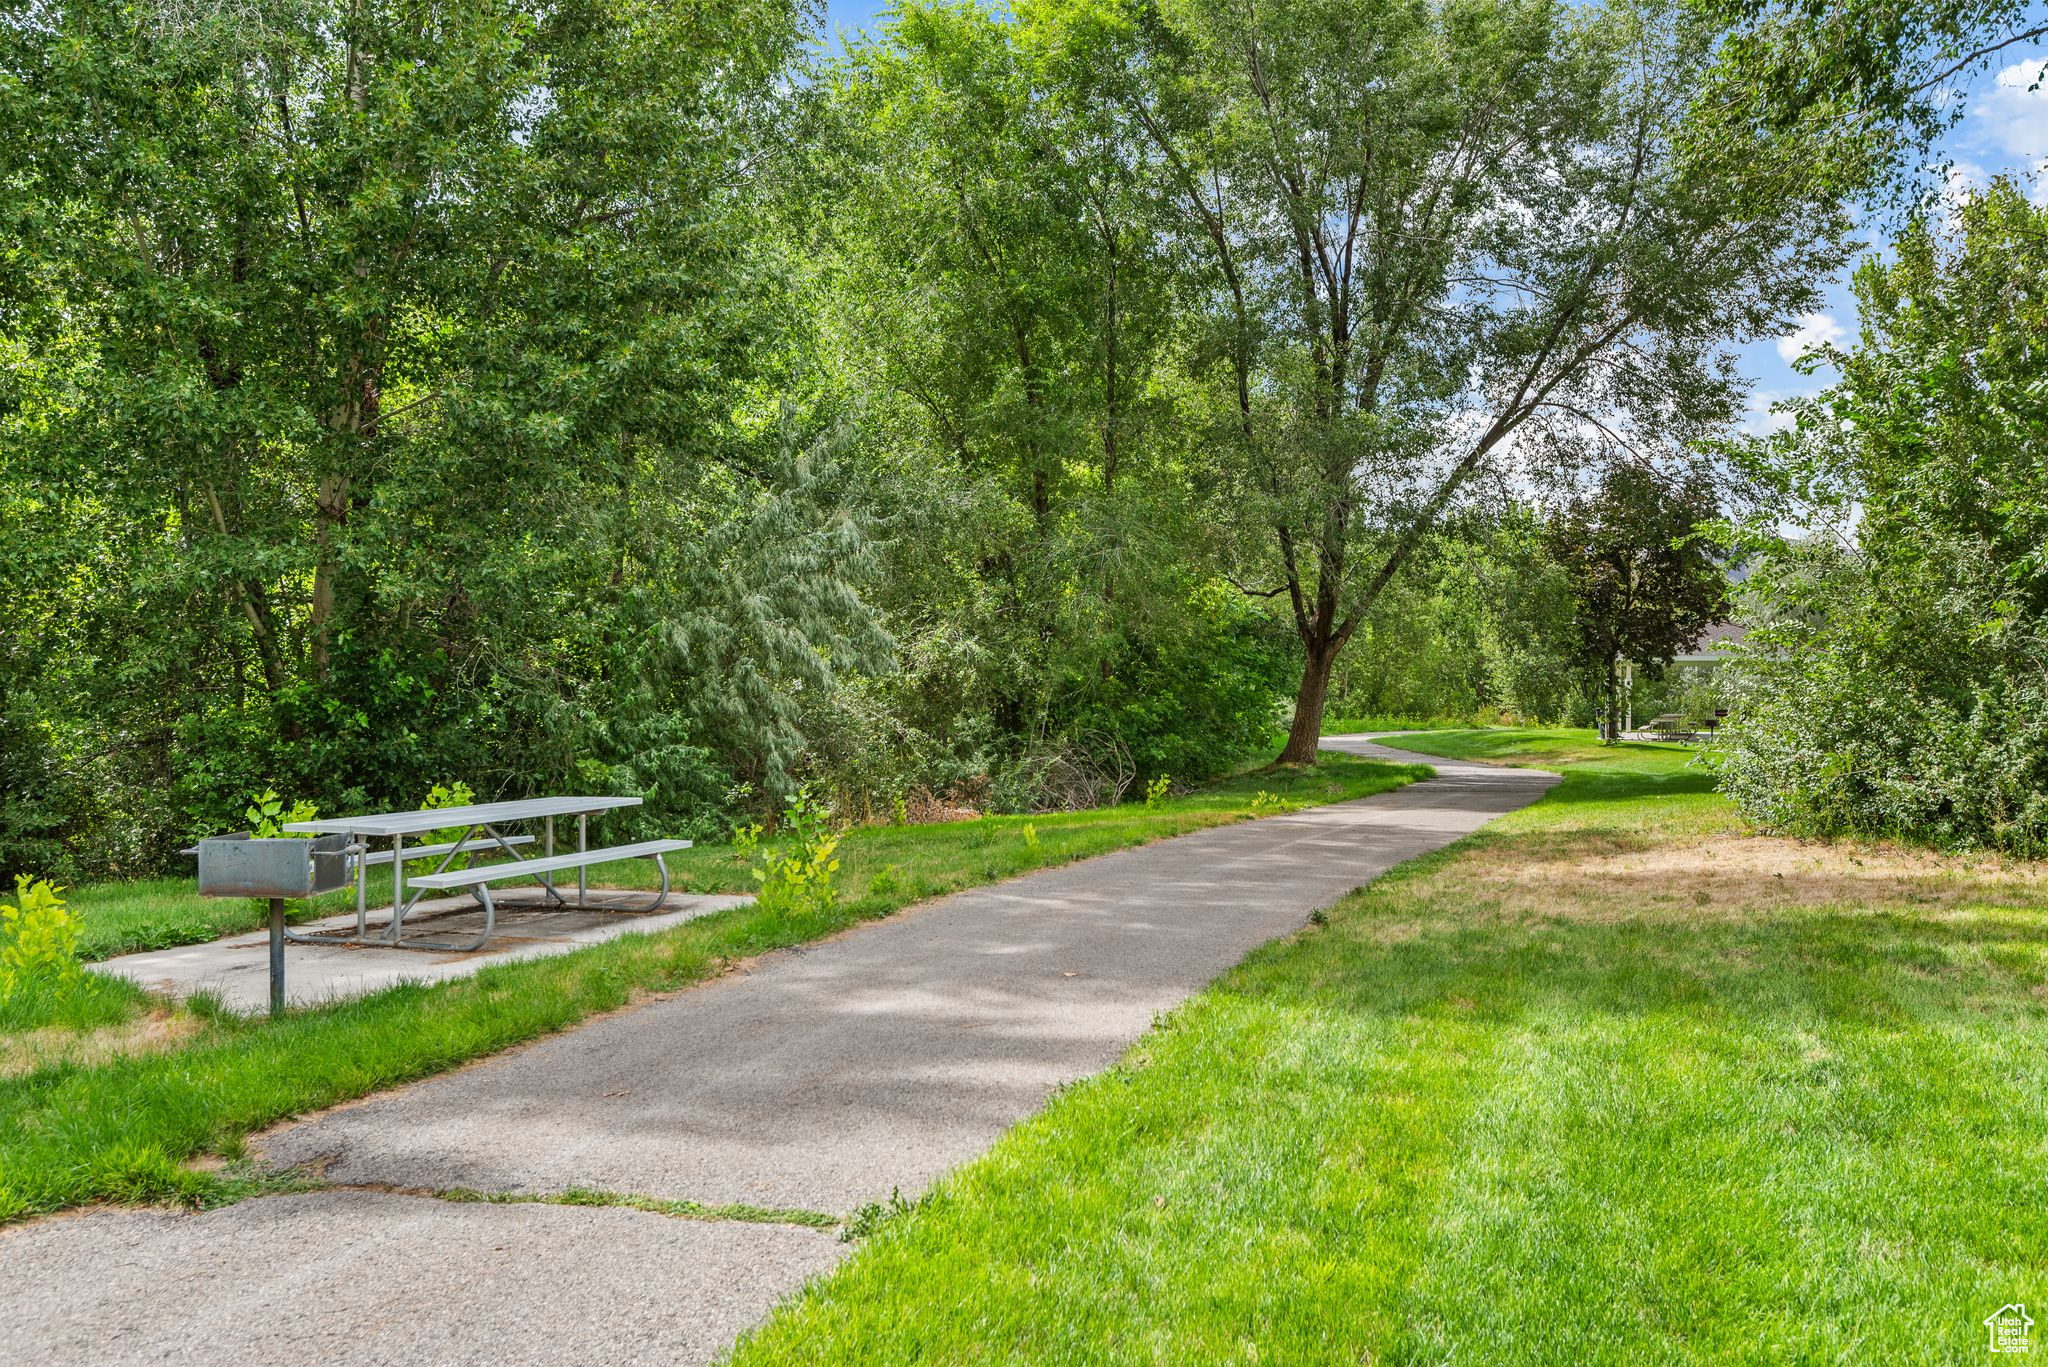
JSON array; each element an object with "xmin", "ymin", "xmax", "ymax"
[
  {"xmin": 1735, "ymin": 45, "xmax": 2048, "ymax": 434},
  {"xmin": 812, "ymin": 3, "xmax": 2048, "ymax": 431}
]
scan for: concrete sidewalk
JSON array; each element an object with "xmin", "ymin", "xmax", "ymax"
[
  {"xmin": 97, "ymin": 891, "xmax": 751, "ymax": 1015},
  {"xmin": 0, "ymin": 737, "xmax": 1555, "ymax": 1366}
]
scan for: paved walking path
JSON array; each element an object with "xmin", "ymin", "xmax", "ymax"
[{"xmin": 0, "ymin": 738, "xmax": 1555, "ymax": 1366}]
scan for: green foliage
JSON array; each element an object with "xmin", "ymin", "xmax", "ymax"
[
  {"xmin": 422, "ymin": 782, "xmax": 474, "ymax": 818},
  {"xmin": 0, "ymin": 875, "xmax": 141, "ymax": 1034},
  {"xmin": 0, "ymin": 645, "xmax": 72, "ymax": 884},
  {"xmin": 751, "ymin": 790, "xmax": 843, "ymax": 918},
  {"xmin": 841, "ymin": 1189, "xmax": 915, "ymax": 1243},
  {"xmin": 1544, "ymin": 467, "xmax": 1729, "ymax": 742},
  {"xmin": 1143, "ymin": 776, "xmax": 1171, "ymax": 809},
  {"xmin": 1718, "ymin": 180, "xmax": 2048, "ymax": 854},
  {"xmin": 242, "ymin": 790, "xmax": 318, "ymax": 840},
  {"xmin": 1, "ymin": 876, "xmax": 79, "ymax": 993},
  {"xmin": 1329, "ymin": 516, "xmax": 1588, "ymax": 727},
  {"xmin": 1717, "ymin": 555, "xmax": 2048, "ymax": 855},
  {"xmin": 413, "ymin": 780, "xmax": 475, "ymax": 870},
  {"xmin": 0, "ymin": 0, "xmax": 871, "ymax": 873},
  {"xmin": 1701, "ymin": 0, "xmax": 2041, "ymax": 205}
]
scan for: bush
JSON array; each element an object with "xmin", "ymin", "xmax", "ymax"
[
  {"xmin": 1, "ymin": 876, "xmax": 81, "ymax": 992},
  {"xmin": 0, "ymin": 876, "xmax": 139, "ymax": 1033},
  {"xmin": 751, "ymin": 789, "xmax": 841, "ymax": 917},
  {"xmin": 1715, "ymin": 185, "xmax": 2048, "ymax": 856},
  {"xmin": 1711, "ymin": 553, "xmax": 2048, "ymax": 856}
]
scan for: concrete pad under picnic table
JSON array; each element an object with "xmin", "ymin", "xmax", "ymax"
[
  {"xmin": 0, "ymin": 1190, "xmax": 844, "ymax": 1367},
  {"xmin": 256, "ymin": 739, "xmax": 1557, "ymax": 1214},
  {"xmin": 94, "ymin": 891, "xmax": 751, "ymax": 1015}
]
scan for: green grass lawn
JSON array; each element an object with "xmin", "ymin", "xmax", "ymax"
[
  {"xmin": 0, "ymin": 751, "xmax": 1425, "ymax": 1221},
  {"xmin": 1318, "ymin": 715, "xmax": 1472, "ymax": 734},
  {"xmin": 730, "ymin": 729, "xmax": 2048, "ymax": 1365},
  {"xmin": 68, "ymin": 872, "xmax": 401, "ymax": 961}
]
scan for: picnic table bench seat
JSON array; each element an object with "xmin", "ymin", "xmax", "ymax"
[{"xmin": 401, "ymin": 838, "xmax": 694, "ymax": 951}]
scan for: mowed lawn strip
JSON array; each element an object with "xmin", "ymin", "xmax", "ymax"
[
  {"xmin": 729, "ymin": 730, "xmax": 2048, "ymax": 1366},
  {"xmin": 0, "ymin": 753, "xmax": 1424, "ymax": 1222}
]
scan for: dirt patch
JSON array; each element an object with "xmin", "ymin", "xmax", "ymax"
[
  {"xmin": 1421, "ymin": 831, "xmax": 2048, "ymax": 922},
  {"xmin": 0, "ymin": 1008, "xmax": 205, "ymax": 1079}
]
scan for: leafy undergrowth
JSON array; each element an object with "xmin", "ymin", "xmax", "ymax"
[
  {"xmin": 0, "ymin": 878, "xmax": 153, "ymax": 1040},
  {"xmin": 0, "ymin": 752, "xmax": 1424, "ymax": 1222},
  {"xmin": 730, "ymin": 731, "xmax": 2048, "ymax": 1366}
]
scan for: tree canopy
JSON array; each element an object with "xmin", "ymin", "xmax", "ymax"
[{"xmin": 0, "ymin": 0, "xmax": 2009, "ymax": 877}]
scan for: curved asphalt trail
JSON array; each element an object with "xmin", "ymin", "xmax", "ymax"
[{"xmin": 0, "ymin": 737, "xmax": 1556, "ymax": 1366}]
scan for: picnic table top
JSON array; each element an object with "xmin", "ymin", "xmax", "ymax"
[{"xmin": 284, "ymin": 795, "xmax": 642, "ymax": 838}]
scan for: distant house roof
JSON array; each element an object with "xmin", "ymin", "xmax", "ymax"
[{"xmin": 1673, "ymin": 621, "xmax": 1746, "ymax": 664}]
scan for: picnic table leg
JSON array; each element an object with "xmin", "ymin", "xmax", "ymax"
[
  {"xmin": 544, "ymin": 816, "xmax": 555, "ymax": 903},
  {"xmin": 578, "ymin": 813, "xmax": 588, "ymax": 907},
  {"xmin": 356, "ymin": 840, "xmax": 370, "ymax": 941},
  {"xmin": 389, "ymin": 832, "xmax": 406, "ymax": 941},
  {"xmin": 392, "ymin": 882, "xmax": 495, "ymax": 954}
]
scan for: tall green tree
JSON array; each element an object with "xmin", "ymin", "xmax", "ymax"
[
  {"xmin": 799, "ymin": 0, "xmax": 1286, "ymax": 786},
  {"xmin": 0, "ymin": 0, "xmax": 880, "ymax": 865},
  {"xmin": 1544, "ymin": 465, "xmax": 1726, "ymax": 742},
  {"xmin": 1114, "ymin": 0, "xmax": 1858, "ymax": 761}
]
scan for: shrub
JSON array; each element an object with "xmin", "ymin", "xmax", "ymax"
[
  {"xmin": 1715, "ymin": 183, "xmax": 2048, "ymax": 857},
  {"xmin": 242, "ymin": 789, "xmax": 318, "ymax": 838},
  {"xmin": 422, "ymin": 780, "xmax": 476, "ymax": 867},
  {"xmin": 0, "ymin": 876, "xmax": 81, "ymax": 993},
  {"xmin": 1711, "ymin": 553, "xmax": 2048, "ymax": 856},
  {"xmin": 0, "ymin": 876, "xmax": 140, "ymax": 1034},
  {"xmin": 751, "ymin": 789, "xmax": 841, "ymax": 917}
]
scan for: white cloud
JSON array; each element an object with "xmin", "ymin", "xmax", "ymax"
[
  {"xmin": 1775, "ymin": 313, "xmax": 1845, "ymax": 365},
  {"xmin": 1945, "ymin": 157, "xmax": 1991, "ymax": 198},
  {"xmin": 1975, "ymin": 61, "xmax": 2048, "ymax": 160},
  {"xmin": 1741, "ymin": 389, "xmax": 1800, "ymax": 438}
]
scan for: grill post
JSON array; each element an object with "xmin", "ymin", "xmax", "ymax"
[{"xmin": 268, "ymin": 898, "xmax": 286, "ymax": 1018}]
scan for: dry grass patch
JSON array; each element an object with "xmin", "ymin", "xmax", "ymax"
[
  {"xmin": 1436, "ymin": 829, "xmax": 2048, "ymax": 925},
  {"xmin": 0, "ymin": 1007, "xmax": 203, "ymax": 1079}
]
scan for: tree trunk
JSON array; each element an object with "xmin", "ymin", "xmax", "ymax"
[
  {"xmin": 1278, "ymin": 640, "xmax": 1336, "ymax": 764},
  {"xmin": 1603, "ymin": 651, "xmax": 1619, "ymax": 744}
]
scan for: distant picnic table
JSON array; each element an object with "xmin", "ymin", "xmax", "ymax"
[{"xmin": 285, "ymin": 796, "xmax": 690, "ymax": 952}]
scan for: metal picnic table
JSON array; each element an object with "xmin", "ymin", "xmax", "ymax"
[{"xmin": 284, "ymin": 795, "xmax": 647, "ymax": 950}]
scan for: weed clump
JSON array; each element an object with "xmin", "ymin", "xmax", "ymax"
[
  {"xmin": 1, "ymin": 877, "xmax": 142, "ymax": 1033},
  {"xmin": 752, "ymin": 789, "xmax": 841, "ymax": 917}
]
